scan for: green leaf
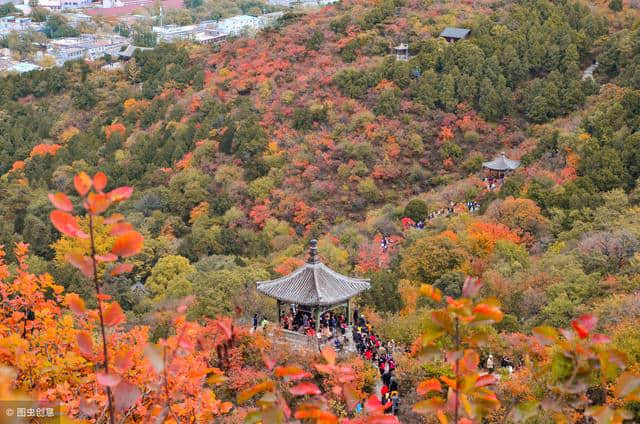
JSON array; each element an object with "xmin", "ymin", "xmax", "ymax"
[{"xmin": 511, "ymin": 400, "xmax": 539, "ymax": 422}]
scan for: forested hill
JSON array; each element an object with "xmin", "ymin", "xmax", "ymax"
[{"xmin": 6, "ymin": 0, "xmax": 640, "ymax": 420}]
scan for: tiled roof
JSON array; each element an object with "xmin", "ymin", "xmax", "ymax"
[
  {"xmin": 482, "ymin": 153, "xmax": 520, "ymax": 171},
  {"xmin": 440, "ymin": 27, "xmax": 471, "ymax": 39},
  {"xmin": 256, "ymin": 241, "xmax": 370, "ymax": 306}
]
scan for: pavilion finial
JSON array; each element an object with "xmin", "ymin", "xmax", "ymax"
[{"xmin": 308, "ymin": 239, "xmax": 319, "ymax": 264}]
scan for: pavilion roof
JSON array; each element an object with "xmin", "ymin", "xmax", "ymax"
[
  {"xmin": 439, "ymin": 27, "xmax": 471, "ymax": 39},
  {"xmin": 256, "ymin": 240, "xmax": 370, "ymax": 306},
  {"xmin": 482, "ymin": 152, "xmax": 520, "ymax": 171}
]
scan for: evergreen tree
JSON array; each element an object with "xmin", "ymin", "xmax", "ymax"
[
  {"xmin": 609, "ymin": 0, "xmax": 623, "ymax": 12},
  {"xmin": 439, "ymin": 74, "xmax": 457, "ymax": 112}
]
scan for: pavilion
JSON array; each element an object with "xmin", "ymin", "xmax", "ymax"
[
  {"xmin": 256, "ymin": 240, "xmax": 370, "ymax": 333},
  {"xmin": 439, "ymin": 27, "xmax": 471, "ymax": 42},
  {"xmin": 482, "ymin": 152, "xmax": 520, "ymax": 179}
]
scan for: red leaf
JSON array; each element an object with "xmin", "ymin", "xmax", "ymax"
[
  {"xmin": 79, "ymin": 399, "xmax": 99, "ymax": 417},
  {"xmin": 111, "ymin": 263, "xmax": 134, "ymax": 276},
  {"xmin": 97, "ymin": 293, "xmax": 112, "ymax": 301},
  {"xmin": 572, "ymin": 314, "xmax": 597, "ymax": 339},
  {"xmin": 96, "ymin": 372, "xmax": 121, "ymax": 387},
  {"xmin": 77, "ymin": 330, "xmax": 93, "ymax": 356},
  {"xmin": 48, "ymin": 192, "xmax": 73, "ymax": 212},
  {"xmin": 93, "ymin": 172, "xmax": 107, "ymax": 192},
  {"xmin": 86, "ymin": 192, "xmax": 111, "ymax": 215},
  {"xmin": 96, "ymin": 253, "xmax": 117, "ymax": 262},
  {"xmin": 66, "ymin": 293, "xmax": 86, "ymax": 315},
  {"xmin": 365, "ymin": 394, "xmax": 385, "ymax": 414},
  {"xmin": 592, "ymin": 334, "xmax": 611, "ymax": 344},
  {"xmin": 417, "ymin": 378, "xmax": 441, "ymax": 395},
  {"xmin": 103, "ymin": 302, "xmax": 126, "ymax": 326},
  {"xmin": 290, "ymin": 382, "xmax": 321, "ymax": 396},
  {"xmin": 65, "ymin": 253, "xmax": 94, "ymax": 278},
  {"xmin": 111, "ymin": 231, "xmax": 143, "ymax": 257},
  {"xmin": 113, "ymin": 380, "xmax": 141, "ymax": 411},
  {"xmin": 108, "ymin": 186, "xmax": 133, "ymax": 202},
  {"xmin": 262, "ymin": 352, "xmax": 276, "ymax": 371},
  {"xmin": 274, "ymin": 366, "xmax": 311, "ymax": 380},
  {"xmin": 321, "ymin": 345, "xmax": 336, "ymax": 366},
  {"xmin": 366, "ymin": 416, "xmax": 400, "ymax": 424},
  {"xmin": 114, "ymin": 349, "xmax": 134, "ymax": 372},
  {"xmin": 472, "ymin": 303, "xmax": 503, "ymax": 323},
  {"xmin": 74, "ymin": 172, "xmax": 92, "ymax": 196},
  {"xmin": 462, "ymin": 276, "xmax": 482, "ymax": 298},
  {"xmin": 571, "ymin": 320, "xmax": 589, "ymax": 339},
  {"xmin": 215, "ymin": 318, "xmax": 233, "ymax": 340},
  {"xmin": 110, "ymin": 222, "xmax": 134, "ymax": 235},
  {"xmin": 104, "ymin": 213, "xmax": 124, "ymax": 224},
  {"xmin": 278, "ymin": 393, "xmax": 291, "ymax": 419},
  {"xmin": 475, "ymin": 374, "xmax": 497, "ymax": 388},
  {"xmin": 50, "ymin": 210, "xmax": 88, "ymax": 239},
  {"xmin": 343, "ymin": 384, "xmax": 359, "ymax": 410}
]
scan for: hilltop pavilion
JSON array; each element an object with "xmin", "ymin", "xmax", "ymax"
[
  {"xmin": 256, "ymin": 240, "xmax": 370, "ymax": 332},
  {"xmin": 482, "ymin": 152, "xmax": 520, "ymax": 179}
]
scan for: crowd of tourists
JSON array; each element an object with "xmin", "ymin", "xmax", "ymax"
[
  {"xmin": 401, "ymin": 201, "xmax": 481, "ymax": 233},
  {"xmin": 351, "ymin": 309, "xmax": 400, "ymax": 416},
  {"xmin": 482, "ymin": 176, "xmax": 503, "ymax": 191}
]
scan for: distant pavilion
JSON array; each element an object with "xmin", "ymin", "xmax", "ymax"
[
  {"xmin": 482, "ymin": 152, "xmax": 520, "ymax": 179},
  {"xmin": 256, "ymin": 240, "xmax": 370, "ymax": 332},
  {"xmin": 439, "ymin": 27, "xmax": 471, "ymax": 42},
  {"xmin": 394, "ymin": 43, "xmax": 409, "ymax": 61}
]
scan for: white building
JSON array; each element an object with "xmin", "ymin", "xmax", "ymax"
[
  {"xmin": 266, "ymin": 0, "xmax": 337, "ymax": 6},
  {"xmin": 0, "ymin": 55, "xmax": 41, "ymax": 73},
  {"xmin": 153, "ymin": 22, "xmax": 225, "ymax": 44},
  {"xmin": 36, "ymin": 0, "xmax": 92, "ymax": 9},
  {"xmin": 216, "ymin": 15, "xmax": 260, "ymax": 36},
  {"xmin": 47, "ymin": 34, "xmax": 128, "ymax": 64},
  {"xmin": 258, "ymin": 11, "xmax": 284, "ymax": 26},
  {"xmin": 0, "ymin": 16, "xmax": 33, "ymax": 31},
  {"xmin": 153, "ymin": 24, "xmax": 198, "ymax": 42}
]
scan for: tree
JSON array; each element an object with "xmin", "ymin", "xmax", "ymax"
[
  {"xmin": 183, "ymin": 0, "xmax": 203, "ymax": 8},
  {"xmin": 609, "ymin": 0, "xmax": 623, "ymax": 12},
  {"xmin": 126, "ymin": 58, "xmax": 140, "ymax": 85},
  {"xmin": 145, "ymin": 255, "xmax": 195, "ymax": 301},
  {"xmin": 401, "ymin": 235, "xmax": 468, "ymax": 283},
  {"xmin": 439, "ymin": 74, "xmax": 457, "ymax": 112},
  {"xmin": 404, "ymin": 199, "xmax": 429, "ymax": 222},
  {"xmin": 71, "ymin": 83, "xmax": 98, "ymax": 110},
  {"xmin": 43, "ymin": 15, "xmax": 79, "ymax": 39}
]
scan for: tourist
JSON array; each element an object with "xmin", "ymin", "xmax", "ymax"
[
  {"xmin": 387, "ymin": 339, "xmax": 395, "ymax": 353},
  {"xmin": 486, "ymin": 354, "xmax": 494, "ymax": 373},
  {"xmin": 260, "ymin": 317, "xmax": 269, "ymax": 333},
  {"xmin": 253, "ymin": 313, "xmax": 258, "ymax": 332},
  {"xmin": 389, "ymin": 376, "xmax": 398, "ymax": 393},
  {"xmin": 391, "ymin": 391, "xmax": 400, "ymax": 415},
  {"xmin": 381, "ymin": 390, "xmax": 391, "ymax": 411}
]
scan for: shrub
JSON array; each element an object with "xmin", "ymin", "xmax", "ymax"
[{"xmin": 403, "ymin": 199, "xmax": 429, "ymax": 221}]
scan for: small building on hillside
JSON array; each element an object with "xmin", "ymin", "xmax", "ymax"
[
  {"xmin": 394, "ymin": 43, "xmax": 408, "ymax": 61},
  {"xmin": 117, "ymin": 44, "xmax": 153, "ymax": 60},
  {"xmin": 482, "ymin": 152, "xmax": 520, "ymax": 179},
  {"xmin": 256, "ymin": 240, "xmax": 370, "ymax": 332},
  {"xmin": 216, "ymin": 15, "xmax": 260, "ymax": 36},
  {"xmin": 439, "ymin": 27, "xmax": 470, "ymax": 42}
]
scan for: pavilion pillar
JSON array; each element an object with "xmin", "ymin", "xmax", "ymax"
[
  {"xmin": 346, "ymin": 300, "xmax": 351, "ymax": 326},
  {"xmin": 315, "ymin": 307, "xmax": 321, "ymax": 334},
  {"xmin": 276, "ymin": 300, "xmax": 281, "ymax": 325}
]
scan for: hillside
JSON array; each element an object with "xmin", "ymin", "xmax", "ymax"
[{"xmin": 2, "ymin": 0, "xmax": 640, "ymax": 421}]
